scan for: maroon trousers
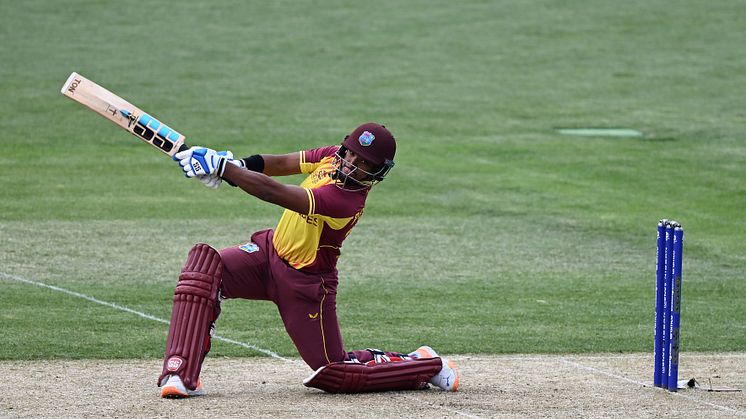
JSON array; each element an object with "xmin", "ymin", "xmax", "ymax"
[{"xmin": 219, "ymin": 229, "xmax": 395, "ymax": 369}]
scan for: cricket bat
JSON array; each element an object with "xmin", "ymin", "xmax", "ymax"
[{"xmin": 60, "ymin": 72, "xmax": 189, "ymax": 157}]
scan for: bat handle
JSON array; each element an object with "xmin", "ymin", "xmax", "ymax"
[{"xmin": 171, "ymin": 143, "xmax": 190, "ymax": 160}]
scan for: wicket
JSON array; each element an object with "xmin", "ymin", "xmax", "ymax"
[{"xmin": 654, "ymin": 219, "xmax": 684, "ymax": 391}]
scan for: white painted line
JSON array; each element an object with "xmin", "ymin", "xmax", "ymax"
[
  {"xmin": 557, "ymin": 128, "xmax": 643, "ymax": 137},
  {"xmin": 0, "ymin": 271, "xmax": 296, "ymax": 364},
  {"xmin": 561, "ymin": 358, "xmax": 650, "ymax": 387},
  {"xmin": 561, "ymin": 358, "xmax": 746, "ymax": 416}
]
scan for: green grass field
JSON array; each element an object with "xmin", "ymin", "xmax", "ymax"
[{"xmin": 1, "ymin": 0, "xmax": 745, "ymax": 361}]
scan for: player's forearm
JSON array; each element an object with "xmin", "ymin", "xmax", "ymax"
[
  {"xmin": 252, "ymin": 153, "xmax": 301, "ymax": 176},
  {"xmin": 222, "ymin": 164, "xmax": 309, "ymax": 213}
]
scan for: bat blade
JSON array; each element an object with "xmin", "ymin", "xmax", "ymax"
[{"xmin": 60, "ymin": 72, "xmax": 188, "ymax": 157}]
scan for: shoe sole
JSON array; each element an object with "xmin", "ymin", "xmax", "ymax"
[
  {"xmin": 160, "ymin": 386, "xmax": 205, "ymax": 398},
  {"xmin": 161, "ymin": 386, "xmax": 191, "ymax": 398},
  {"xmin": 160, "ymin": 380, "xmax": 204, "ymax": 399}
]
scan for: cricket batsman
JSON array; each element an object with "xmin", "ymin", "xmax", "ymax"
[{"xmin": 157, "ymin": 122, "xmax": 460, "ymax": 397}]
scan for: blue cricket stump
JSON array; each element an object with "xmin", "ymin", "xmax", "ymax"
[
  {"xmin": 662, "ymin": 222, "xmax": 674, "ymax": 389},
  {"xmin": 654, "ymin": 220, "xmax": 683, "ymax": 392},
  {"xmin": 668, "ymin": 224, "xmax": 684, "ymax": 391},
  {"xmin": 653, "ymin": 220, "xmax": 666, "ymax": 387}
]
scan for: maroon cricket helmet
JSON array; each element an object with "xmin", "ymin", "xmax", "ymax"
[
  {"xmin": 338, "ymin": 122, "xmax": 396, "ymax": 185},
  {"xmin": 342, "ymin": 122, "xmax": 396, "ymax": 166}
]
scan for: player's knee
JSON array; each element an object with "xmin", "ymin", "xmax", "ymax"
[
  {"xmin": 299, "ymin": 349, "xmax": 346, "ymax": 371},
  {"xmin": 305, "ymin": 356, "xmax": 332, "ymax": 371},
  {"xmin": 176, "ymin": 243, "xmax": 223, "ymax": 301}
]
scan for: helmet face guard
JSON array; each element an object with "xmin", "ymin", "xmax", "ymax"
[{"xmin": 331, "ymin": 145, "xmax": 395, "ymax": 190}]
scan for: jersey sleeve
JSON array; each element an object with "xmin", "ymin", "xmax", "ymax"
[
  {"xmin": 300, "ymin": 145, "xmax": 340, "ymax": 174},
  {"xmin": 307, "ymin": 184, "xmax": 366, "ymax": 218}
]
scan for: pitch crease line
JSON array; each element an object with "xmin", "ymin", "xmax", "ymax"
[
  {"xmin": 561, "ymin": 358, "xmax": 745, "ymax": 415},
  {"xmin": 0, "ymin": 272, "xmax": 296, "ymax": 364}
]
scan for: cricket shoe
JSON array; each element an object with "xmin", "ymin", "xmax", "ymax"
[
  {"xmin": 160, "ymin": 374, "xmax": 204, "ymax": 398},
  {"xmin": 409, "ymin": 345, "xmax": 438, "ymax": 360},
  {"xmin": 409, "ymin": 346, "xmax": 460, "ymax": 392}
]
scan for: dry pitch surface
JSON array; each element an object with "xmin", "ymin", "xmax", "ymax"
[{"xmin": 2, "ymin": 353, "xmax": 744, "ymax": 418}]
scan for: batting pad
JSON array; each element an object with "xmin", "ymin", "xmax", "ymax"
[
  {"xmin": 159, "ymin": 243, "xmax": 223, "ymax": 390},
  {"xmin": 303, "ymin": 357, "xmax": 443, "ymax": 393}
]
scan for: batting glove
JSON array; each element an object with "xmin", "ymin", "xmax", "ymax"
[
  {"xmin": 175, "ymin": 146, "xmax": 230, "ymax": 178},
  {"xmin": 198, "ymin": 174, "xmax": 222, "ymax": 189},
  {"xmin": 195, "ymin": 151, "xmax": 245, "ymax": 189}
]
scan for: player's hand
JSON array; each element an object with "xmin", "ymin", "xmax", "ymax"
[
  {"xmin": 194, "ymin": 151, "xmax": 243, "ymax": 189},
  {"xmin": 175, "ymin": 147, "xmax": 228, "ymax": 178},
  {"xmin": 198, "ymin": 174, "xmax": 222, "ymax": 189}
]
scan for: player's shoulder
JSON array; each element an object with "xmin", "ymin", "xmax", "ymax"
[{"xmin": 303, "ymin": 145, "xmax": 340, "ymax": 162}]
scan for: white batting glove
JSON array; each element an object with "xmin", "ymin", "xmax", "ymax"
[
  {"xmin": 198, "ymin": 174, "xmax": 222, "ymax": 189},
  {"xmin": 229, "ymin": 158, "xmax": 246, "ymax": 170},
  {"xmin": 194, "ymin": 151, "xmax": 244, "ymax": 189},
  {"xmin": 175, "ymin": 146, "xmax": 228, "ymax": 178}
]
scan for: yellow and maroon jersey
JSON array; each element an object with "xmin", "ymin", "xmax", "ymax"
[{"xmin": 273, "ymin": 145, "xmax": 368, "ymax": 273}]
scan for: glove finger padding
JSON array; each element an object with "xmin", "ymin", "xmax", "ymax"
[{"xmin": 174, "ymin": 149, "xmax": 193, "ymax": 161}]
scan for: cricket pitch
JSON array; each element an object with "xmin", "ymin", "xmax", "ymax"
[{"xmin": 2, "ymin": 353, "xmax": 744, "ymax": 417}]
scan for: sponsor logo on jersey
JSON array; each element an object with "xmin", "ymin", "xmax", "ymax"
[
  {"xmin": 312, "ymin": 164, "xmax": 334, "ymax": 183},
  {"xmin": 358, "ymin": 131, "xmax": 375, "ymax": 146},
  {"xmin": 239, "ymin": 242, "xmax": 260, "ymax": 253}
]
